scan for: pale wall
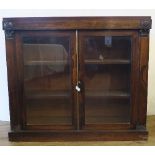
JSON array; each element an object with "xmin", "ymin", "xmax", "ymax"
[{"xmin": 0, "ymin": 10, "xmax": 155, "ymax": 121}]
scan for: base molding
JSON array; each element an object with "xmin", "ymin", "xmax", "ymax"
[{"xmin": 8, "ymin": 130, "xmax": 148, "ymax": 141}]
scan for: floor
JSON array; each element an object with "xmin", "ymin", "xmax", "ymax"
[{"xmin": 0, "ymin": 116, "xmax": 155, "ymax": 146}]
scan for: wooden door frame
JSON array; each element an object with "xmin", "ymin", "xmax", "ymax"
[
  {"xmin": 78, "ymin": 30, "xmax": 140, "ymax": 130},
  {"xmin": 15, "ymin": 30, "xmax": 78, "ymax": 130}
]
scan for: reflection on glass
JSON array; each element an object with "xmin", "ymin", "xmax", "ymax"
[
  {"xmin": 23, "ymin": 36, "xmax": 72, "ymax": 125},
  {"xmin": 24, "ymin": 44, "xmax": 68, "ymax": 80},
  {"xmin": 85, "ymin": 36, "xmax": 131, "ymax": 61},
  {"xmin": 84, "ymin": 36, "xmax": 131, "ymax": 124}
]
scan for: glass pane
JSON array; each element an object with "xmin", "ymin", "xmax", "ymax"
[
  {"xmin": 84, "ymin": 36, "xmax": 131, "ymax": 124},
  {"xmin": 23, "ymin": 35, "xmax": 72, "ymax": 125}
]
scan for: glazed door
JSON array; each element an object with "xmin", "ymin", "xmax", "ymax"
[
  {"xmin": 16, "ymin": 31, "xmax": 77, "ymax": 130},
  {"xmin": 78, "ymin": 31, "xmax": 139, "ymax": 130}
]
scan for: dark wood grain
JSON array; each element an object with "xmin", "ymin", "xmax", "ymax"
[
  {"xmin": 129, "ymin": 31, "xmax": 140, "ymax": 129},
  {"xmin": 5, "ymin": 33, "xmax": 21, "ymax": 131},
  {"xmin": 138, "ymin": 33, "xmax": 150, "ymax": 126},
  {"xmin": 3, "ymin": 17, "xmax": 151, "ymax": 141},
  {"xmin": 8, "ymin": 130, "xmax": 148, "ymax": 141},
  {"xmin": 3, "ymin": 17, "xmax": 151, "ymax": 30}
]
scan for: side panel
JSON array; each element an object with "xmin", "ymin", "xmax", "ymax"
[
  {"xmin": 5, "ymin": 31, "xmax": 21, "ymax": 130},
  {"xmin": 138, "ymin": 31, "xmax": 150, "ymax": 126}
]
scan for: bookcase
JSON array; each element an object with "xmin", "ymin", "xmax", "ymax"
[{"xmin": 3, "ymin": 17, "xmax": 152, "ymax": 141}]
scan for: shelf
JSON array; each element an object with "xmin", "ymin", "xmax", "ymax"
[
  {"xmin": 24, "ymin": 59, "xmax": 130, "ymax": 66},
  {"xmin": 27, "ymin": 116, "xmax": 72, "ymax": 125},
  {"xmin": 25, "ymin": 90, "xmax": 129, "ymax": 99},
  {"xmin": 24, "ymin": 60, "xmax": 68, "ymax": 66},
  {"xmin": 85, "ymin": 101, "xmax": 130, "ymax": 124},
  {"xmin": 26, "ymin": 102, "xmax": 72, "ymax": 125},
  {"xmin": 86, "ymin": 90, "xmax": 130, "ymax": 98},
  {"xmin": 25, "ymin": 91, "xmax": 70, "ymax": 99},
  {"xmin": 85, "ymin": 116, "xmax": 130, "ymax": 124},
  {"xmin": 85, "ymin": 59, "xmax": 130, "ymax": 65}
]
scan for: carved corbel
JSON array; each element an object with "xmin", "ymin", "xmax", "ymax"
[
  {"xmin": 139, "ymin": 29, "xmax": 150, "ymax": 36},
  {"xmin": 5, "ymin": 30, "xmax": 15, "ymax": 39},
  {"xmin": 3, "ymin": 21, "xmax": 15, "ymax": 39}
]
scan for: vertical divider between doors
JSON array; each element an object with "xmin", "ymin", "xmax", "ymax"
[
  {"xmin": 75, "ymin": 30, "xmax": 80, "ymax": 130},
  {"xmin": 75, "ymin": 30, "xmax": 85, "ymax": 130},
  {"xmin": 78, "ymin": 31, "xmax": 85, "ymax": 129}
]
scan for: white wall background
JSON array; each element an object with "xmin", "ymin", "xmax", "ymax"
[{"xmin": 0, "ymin": 10, "xmax": 155, "ymax": 121}]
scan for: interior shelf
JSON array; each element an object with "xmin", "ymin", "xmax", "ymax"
[
  {"xmin": 85, "ymin": 59, "xmax": 130, "ymax": 65},
  {"xmin": 26, "ymin": 101, "xmax": 72, "ymax": 125},
  {"xmin": 86, "ymin": 90, "xmax": 130, "ymax": 98},
  {"xmin": 27, "ymin": 116, "xmax": 72, "ymax": 125},
  {"xmin": 25, "ymin": 90, "xmax": 130, "ymax": 99},
  {"xmin": 24, "ymin": 59, "xmax": 130, "ymax": 66},
  {"xmin": 25, "ymin": 91, "xmax": 70, "ymax": 99},
  {"xmin": 24, "ymin": 60, "xmax": 68, "ymax": 66},
  {"xmin": 85, "ymin": 116, "xmax": 130, "ymax": 124}
]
